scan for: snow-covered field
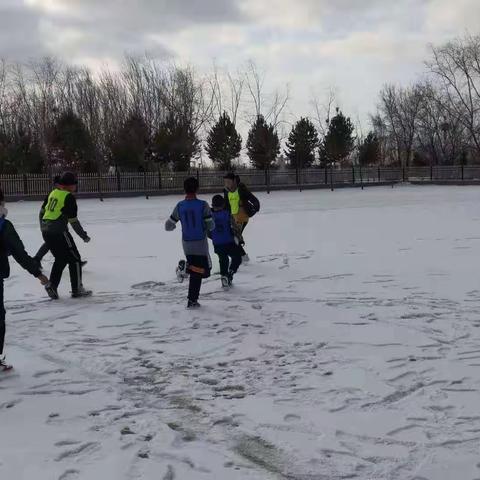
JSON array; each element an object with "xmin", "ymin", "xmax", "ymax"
[{"xmin": 2, "ymin": 185, "xmax": 480, "ymax": 480}]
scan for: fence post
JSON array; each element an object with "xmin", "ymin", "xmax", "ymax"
[
  {"xmin": 360, "ymin": 165, "xmax": 364, "ymax": 190},
  {"xmin": 296, "ymin": 167, "xmax": 299, "ymax": 189},
  {"xmin": 461, "ymin": 164, "xmax": 464, "ymax": 182},
  {"xmin": 402, "ymin": 167, "xmax": 406, "ymax": 183},
  {"xmin": 352, "ymin": 166, "xmax": 355, "ymax": 184},
  {"xmin": 378, "ymin": 166, "xmax": 381, "ymax": 182},
  {"xmin": 267, "ymin": 169, "xmax": 271, "ymax": 194},
  {"xmin": 97, "ymin": 172, "xmax": 104, "ymax": 202},
  {"xmin": 158, "ymin": 169, "xmax": 162, "ymax": 191},
  {"xmin": 325, "ymin": 167, "xmax": 328, "ymax": 185},
  {"xmin": 144, "ymin": 170, "xmax": 149, "ymax": 199},
  {"xmin": 330, "ymin": 165, "xmax": 334, "ymax": 191},
  {"xmin": 116, "ymin": 171, "xmax": 121, "ymax": 192},
  {"xmin": 23, "ymin": 174, "xmax": 28, "ymax": 196},
  {"xmin": 430, "ymin": 165, "xmax": 433, "ymax": 182},
  {"xmin": 197, "ymin": 169, "xmax": 200, "ymax": 182}
]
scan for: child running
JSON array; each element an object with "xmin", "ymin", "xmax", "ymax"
[
  {"xmin": 40, "ymin": 172, "xmax": 91, "ymax": 299},
  {"xmin": 34, "ymin": 175, "xmax": 87, "ymax": 269},
  {"xmin": 0, "ymin": 189, "xmax": 49, "ymax": 371},
  {"xmin": 165, "ymin": 177, "xmax": 215, "ymax": 308},
  {"xmin": 209, "ymin": 194, "xmax": 243, "ymax": 289}
]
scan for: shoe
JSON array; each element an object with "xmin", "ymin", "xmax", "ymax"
[
  {"xmin": 0, "ymin": 354, "xmax": 13, "ymax": 372},
  {"xmin": 81, "ymin": 260, "xmax": 88, "ymax": 267},
  {"xmin": 45, "ymin": 282, "xmax": 59, "ymax": 300},
  {"xmin": 228, "ymin": 271, "xmax": 234, "ymax": 286},
  {"xmin": 187, "ymin": 300, "xmax": 201, "ymax": 309},
  {"xmin": 221, "ymin": 276, "xmax": 230, "ymax": 289},
  {"xmin": 71, "ymin": 287, "xmax": 92, "ymax": 298},
  {"xmin": 242, "ymin": 254, "xmax": 250, "ymax": 264},
  {"xmin": 176, "ymin": 260, "xmax": 189, "ymax": 283}
]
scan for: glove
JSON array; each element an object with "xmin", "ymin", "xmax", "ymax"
[{"xmin": 83, "ymin": 236, "xmax": 91, "ymax": 243}]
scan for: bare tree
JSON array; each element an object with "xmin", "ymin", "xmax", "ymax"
[
  {"xmin": 310, "ymin": 87, "xmax": 336, "ymax": 137},
  {"xmin": 378, "ymin": 84, "xmax": 423, "ymax": 167},
  {"xmin": 244, "ymin": 60, "xmax": 289, "ymax": 129},
  {"xmin": 427, "ymin": 34, "xmax": 480, "ymax": 159}
]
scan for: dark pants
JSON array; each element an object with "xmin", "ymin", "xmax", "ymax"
[
  {"xmin": 214, "ymin": 243, "xmax": 243, "ymax": 277},
  {"xmin": 43, "ymin": 232, "xmax": 82, "ymax": 292},
  {"xmin": 239, "ymin": 222, "xmax": 248, "ymax": 256},
  {"xmin": 35, "ymin": 242, "xmax": 50, "ymax": 260},
  {"xmin": 186, "ymin": 255, "xmax": 210, "ymax": 303},
  {"xmin": 0, "ymin": 280, "xmax": 5, "ymax": 355}
]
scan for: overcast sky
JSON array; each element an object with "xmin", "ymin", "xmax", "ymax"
[{"xmin": 1, "ymin": 0, "xmax": 479, "ymax": 128}]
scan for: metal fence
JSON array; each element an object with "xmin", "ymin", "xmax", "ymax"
[{"xmin": 1, "ymin": 166, "xmax": 479, "ymax": 199}]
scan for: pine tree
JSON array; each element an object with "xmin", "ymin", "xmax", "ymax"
[
  {"xmin": 319, "ymin": 109, "xmax": 355, "ymax": 167},
  {"xmin": 153, "ymin": 114, "xmax": 200, "ymax": 171},
  {"xmin": 358, "ymin": 132, "xmax": 381, "ymax": 166},
  {"xmin": 110, "ymin": 113, "xmax": 149, "ymax": 171},
  {"xmin": 0, "ymin": 129, "xmax": 44, "ymax": 174},
  {"xmin": 50, "ymin": 111, "xmax": 95, "ymax": 172},
  {"xmin": 285, "ymin": 118, "xmax": 319, "ymax": 169},
  {"xmin": 246, "ymin": 115, "xmax": 280, "ymax": 170},
  {"xmin": 206, "ymin": 112, "xmax": 242, "ymax": 171}
]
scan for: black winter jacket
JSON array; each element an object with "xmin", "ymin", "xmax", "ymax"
[{"xmin": 0, "ymin": 219, "xmax": 42, "ymax": 279}]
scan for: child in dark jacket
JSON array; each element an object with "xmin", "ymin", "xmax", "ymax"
[
  {"xmin": 210, "ymin": 195, "xmax": 243, "ymax": 289},
  {"xmin": 165, "ymin": 177, "xmax": 215, "ymax": 308},
  {"xmin": 0, "ymin": 189, "xmax": 49, "ymax": 371}
]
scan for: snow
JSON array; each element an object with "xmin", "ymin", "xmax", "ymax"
[{"xmin": 2, "ymin": 184, "xmax": 480, "ymax": 479}]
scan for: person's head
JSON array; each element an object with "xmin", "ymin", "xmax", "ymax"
[
  {"xmin": 223, "ymin": 172, "xmax": 238, "ymax": 192},
  {"xmin": 184, "ymin": 176, "xmax": 199, "ymax": 195},
  {"xmin": 53, "ymin": 175, "xmax": 61, "ymax": 187},
  {"xmin": 58, "ymin": 172, "xmax": 78, "ymax": 192},
  {"xmin": 211, "ymin": 194, "xmax": 225, "ymax": 211}
]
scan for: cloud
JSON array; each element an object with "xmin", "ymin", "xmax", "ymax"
[
  {"xmin": 0, "ymin": 2, "xmax": 49, "ymax": 59},
  {"xmin": 2, "ymin": 0, "xmax": 245, "ymax": 62},
  {"xmin": 0, "ymin": 0, "xmax": 478, "ymax": 128}
]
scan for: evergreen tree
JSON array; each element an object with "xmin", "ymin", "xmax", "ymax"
[
  {"xmin": 0, "ymin": 129, "xmax": 44, "ymax": 174},
  {"xmin": 285, "ymin": 117, "xmax": 319, "ymax": 169},
  {"xmin": 154, "ymin": 114, "xmax": 200, "ymax": 171},
  {"xmin": 110, "ymin": 113, "xmax": 149, "ymax": 171},
  {"xmin": 358, "ymin": 131, "xmax": 381, "ymax": 166},
  {"xmin": 206, "ymin": 112, "xmax": 242, "ymax": 171},
  {"xmin": 319, "ymin": 109, "xmax": 355, "ymax": 167},
  {"xmin": 50, "ymin": 111, "xmax": 95, "ymax": 172},
  {"xmin": 246, "ymin": 115, "xmax": 280, "ymax": 170}
]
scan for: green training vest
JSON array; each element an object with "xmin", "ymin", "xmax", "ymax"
[
  {"xmin": 228, "ymin": 190, "xmax": 240, "ymax": 215},
  {"xmin": 43, "ymin": 189, "xmax": 70, "ymax": 221}
]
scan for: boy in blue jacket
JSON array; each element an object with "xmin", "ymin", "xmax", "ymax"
[
  {"xmin": 165, "ymin": 177, "xmax": 215, "ymax": 308},
  {"xmin": 210, "ymin": 194, "xmax": 243, "ymax": 289}
]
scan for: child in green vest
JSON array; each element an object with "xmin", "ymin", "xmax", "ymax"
[
  {"xmin": 34, "ymin": 175, "xmax": 87, "ymax": 269},
  {"xmin": 40, "ymin": 172, "xmax": 91, "ymax": 299}
]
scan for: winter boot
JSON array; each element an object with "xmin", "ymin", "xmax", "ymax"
[
  {"xmin": 0, "ymin": 354, "xmax": 13, "ymax": 372},
  {"xmin": 176, "ymin": 260, "xmax": 189, "ymax": 283},
  {"xmin": 187, "ymin": 300, "xmax": 201, "ymax": 309},
  {"xmin": 45, "ymin": 282, "xmax": 59, "ymax": 300},
  {"xmin": 71, "ymin": 286, "xmax": 92, "ymax": 298}
]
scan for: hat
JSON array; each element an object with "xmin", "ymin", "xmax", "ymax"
[
  {"xmin": 212, "ymin": 194, "xmax": 225, "ymax": 208},
  {"xmin": 59, "ymin": 172, "xmax": 78, "ymax": 186},
  {"xmin": 223, "ymin": 172, "xmax": 236, "ymax": 181}
]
